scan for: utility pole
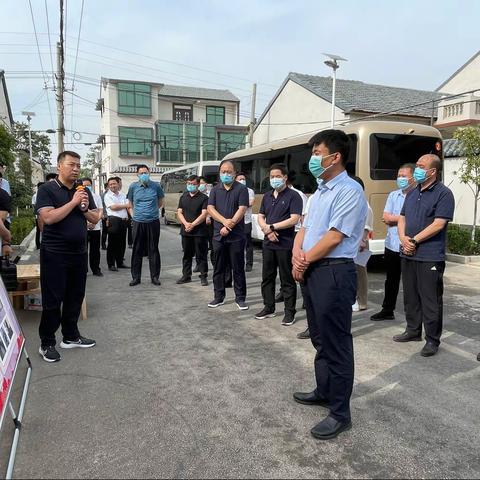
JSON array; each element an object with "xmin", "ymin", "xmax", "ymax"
[
  {"xmin": 199, "ymin": 119, "xmax": 204, "ymax": 165},
  {"xmin": 21, "ymin": 111, "xmax": 35, "ymax": 165},
  {"xmin": 248, "ymin": 83, "xmax": 257, "ymax": 148},
  {"xmin": 56, "ymin": 41, "xmax": 65, "ymax": 152}
]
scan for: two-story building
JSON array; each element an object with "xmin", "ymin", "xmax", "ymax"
[{"xmin": 96, "ymin": 77, "xmax": 247, "ymax": 187}]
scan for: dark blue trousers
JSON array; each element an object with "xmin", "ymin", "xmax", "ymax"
[
  {"xmin": 212, "ymin": 238, "xmax": 246, "ymax": 302},
  {"xmin": 303, "ymin": 260, "xmax": 357, "ymax": 423}
]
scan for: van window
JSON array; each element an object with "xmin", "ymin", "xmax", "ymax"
[{"xmin": 201, "ymin": 165, "xmax": 219, "ymax": 185}]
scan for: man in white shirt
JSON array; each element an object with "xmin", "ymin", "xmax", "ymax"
[
  {"xmin": 0, "ymin": 163, "xmax": 11, "ymax": 196},
  {"xmin": 103, "ymin": 177, "xmax": 129, "ymax": 272},
  {"xmin": 235, "ymin": 172, "xmax": 255, "ymax": 272},
  {"xmin": 82, "ymin": 178, "xmax": 104, "ymax": 276}
]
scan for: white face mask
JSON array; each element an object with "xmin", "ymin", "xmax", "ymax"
[{"xmin": 237, "ymin": 179, "xmax": 246, "ymax": 185}]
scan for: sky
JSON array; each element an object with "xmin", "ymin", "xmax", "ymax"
[{"xmin": 1, "ymin": 0, "xmax": 479, "ymax": 162}]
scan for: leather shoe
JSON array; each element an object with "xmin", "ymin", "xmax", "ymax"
[
  {"xmin": 92, "ymin": 270, "xmax": 103, "ymax": 277},
  {"xmin": 393, "ymin": 331, "xmax": 422, "ymax": 342},
  {"xmin": 311, "ymin": 416, "xmax": 352, "ymax": 440},
  {"xmin": 371, "ymin": 310, "xmax": 395, "ymax": 321},
  {"xmin": 421, "ymin": 342, "xmax": 439, "ymax": 357},
  {"xmin": 151, "ymin": 278, "xmax": 161, "ymax": 286},
  {"xmin": 297, "ymin": 327, "xmax": 310, "ymax": 339},
  {"xmin": 200, "ymin": 278, "xmax": 208, "ymax": 286},
  {"xmin": 108, "ymin": 266, "xmax": 118, "ymax": 272},
  {"xmin": 293, "ymin": 391, "xmax": 328, "ymax": 407},
  {"xmin": 176, "ymin": 277, "xmax": 191, "ymax": 284},
  {"xmin": 129, "ymin": 279, "xmax": 140, "ymax": 286}
]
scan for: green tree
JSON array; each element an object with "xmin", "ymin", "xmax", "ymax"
[
  {"xmin": 80, "ymin": 145, "xmax": 101, "ymax": 179},
  {"xmin": 0, "ymin": 124, "xmax": 16, "ymax": 168},
  {"xmin": 453, "ymin": 126, "xmax": 480, "ymax": 241},
  {"xmin": 12, "ymin": 122, "xmax": 52, "ymax": 170}
]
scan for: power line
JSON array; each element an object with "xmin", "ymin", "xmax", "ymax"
[
  {"xmin": 44, "ymin": 0, "xmax": 55, "ymax": 86},
  {"xmin": 71, "ymin": 0, "xmax": 84, "ymax": 92}
]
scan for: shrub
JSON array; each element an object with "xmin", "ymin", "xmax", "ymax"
[
  {"xmin": 447, "ymin": 224, "xmax": 480, "ymax": 255},
  {"xmin": 10, "ymin": 214, "xmax": 35, "ymax": 245}
]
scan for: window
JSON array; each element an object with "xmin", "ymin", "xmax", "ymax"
[
  {"xmin": 370, "ymin": 134, "xmax": 440, "ymax": 180},
  {"xmin": 173, "ymin": 104, "xmax": 193, "ymax": 122},
  {"xmin": 206, "ymin": 106, "xmax": 225, "ymax": 125},
  {"xmin": 218, "ymin": 131, "xmax": 245, "ymax": 159},
  {"xmin": 117, "ymin": 82, "xmax": 151, "ymax": 116},
  {"xmin": 118, "ymin": 127, "xmax": 153, "ymax": 157}
]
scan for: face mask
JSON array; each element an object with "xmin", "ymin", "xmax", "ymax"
[
  {"xmin": 237, "ymin": 179, "xmax": 246, "ymax": 186},
  {"xmin": 309, "ymin": 154, "xmax": 335, "ymax": 178},
  {"xmin": 270, "ymin": 178, "xmax": 285, "ymax": 190},
  {"xmin": 186, "ymin": 184, "xmax": 197, "ymax": 193},
  {"xmin": 85, "ymin": 185, "xmax": 92, "ymax": 191},
  {"xmin": 220, "ymin": 173, "xmax": 234, "ymax": 184},
  {"xmin": 413, "ymin": 167, "xmax": 430, "ymax": 184},
  {"xmin": 198, "ymin": 184, "xmax": 207, "ymax": 193},
  {"xmin": 139, "ymin": 173, "xmax": 150, "ymax": 184},
  {"xmin": 396, "ymin": 177, "xmax": 410, "ymax": 190}
]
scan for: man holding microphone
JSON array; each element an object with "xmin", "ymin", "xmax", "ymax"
[{"xmin": 35, "ymin": 151, "xmax": 99, "ymax": 363}]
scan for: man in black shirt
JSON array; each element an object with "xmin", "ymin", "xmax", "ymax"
[
  {"xmin": 255, "ymin": 164, "xmax": 303, "ymax": 325},
  {"xmin": 35, "ymin": 151, "xmax": 100, "ymax": 363},
  {"xmin": 207, "ymin": 160, "xmax": 249, "ymax": 310},
  {"xmin": 176, "ymin": 175, "xmax": 209, "ymax": 286}
]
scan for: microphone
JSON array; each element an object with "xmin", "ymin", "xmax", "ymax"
[{"xmin": 75, "ymin": 181, "xmax": 88, "ymax": 211}]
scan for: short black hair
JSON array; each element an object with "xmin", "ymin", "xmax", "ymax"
[
  {"xmin": 400, "ymin": 163, "xmax": 416, "ymax": 173},
  {"xmin": 136, "ymin": 164, "xmax": 150, "ymax": 172},
  {"xmin": 350, "ymin": 175, "xmax": 365, "ymax": 191},
  {"xmin": 270, "ymin": 163, "xmax": 288, "ymax": 175},
  {"xmin": 308, "ymin": 129, "xmax": 350, "ymax": 166},
  {"xmin": 36, "ymin": 182, "xmax": 45, "ymax": 188},
  {"xmin": 57, "ymin": 151, "xmax": 80, "ymax": 163},
  {"xmin": 46, "ymin": 173, "xmax": 58, "ymax": 181},
  {"xmin": 114, "ymin": 176, "xmax": 122, "ymax": 183},
  {"xmin": 219, "ymin": 159, "xmax": 235, "ymax": 171},
  {"xmin": 107, "ymin": 177, "xmax": 119, "ymax": 184},
  {"xmin": 186, "ymin": 175, "xmax": 199, "ymax": 183},
  {"xmin": 235, "ymin": 172, "xmax": 246, "ymax": 178},
  {"xmin": 198, "ymin": 176, "xmax": 206, "ymax": 182},
  {"xmin": 81, "ymin": 177, "xmax": 93, "ymax": 184}
]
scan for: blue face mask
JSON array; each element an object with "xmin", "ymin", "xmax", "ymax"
[
  {"xmin": 396, "ymin": 177, "xmax": 410, "ymax": 190},
  {"xmin": 413, "ymin": 167, "xmax": 429, "ymax": 183},
  {"xmin": 198, "ymin": 184, "xmax": 207, "ymax": 193},
  {"xmin": 139, "ymin": 173, "xmax": 150, "ymax": 184},
  {"xmin": 85, "ymin": 185, "xmax": 92, "ymax": 191},
  {"xmin": 220, "ymin": 173, "xmax": 234, "ymax": 184},
  {"xmin": 186, "ymin": 184, "xmax": 197, "ymax": 193},
  {"xmin": 309, "ymin": 153, "xmax": 335, "ymax": 178},
  {"xmin": 270, "ymin": 178, "xmax": 285, "ymax": 190}
]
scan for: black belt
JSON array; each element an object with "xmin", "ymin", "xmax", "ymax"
[{"xmin": 316, "ymin": 258, "xmax": 353, "ymax": 266}]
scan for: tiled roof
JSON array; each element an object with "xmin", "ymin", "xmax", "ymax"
[
  {"xmin": 288, "ymin": 72, "xmax": 444, "ymax": 117},
  {"xmin": 158, "ymin": 84, "xmax": 239, "ymax": 102},
  {"xmin": 443, "ymin": 138, "xmax": 465, "ymax": 157},
  {"xmin": 112, "ymin": 166, "xmax": 167, "ymax": 174}
]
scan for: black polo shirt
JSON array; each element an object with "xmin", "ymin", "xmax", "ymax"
[
  {"xmin": 177, "ymin": 191, "xmax": 208, "ymax": 237},
  {"xmin": 35, "ymin": 179, "xmax": 96, "ymax": 254},
  {"xmin": 0, "ymin": 189, "xmax": 11, "ymax": 213},
  {"xmin": 259, "ymin": 187, "xmax": 303, "ymax": 250},
  {"xmin": 401, "ymin": 181, "xmax": 454, "ymax": 262},
  {"xmin": 208, "ymin": 181, "xmax": 249, "ymax": 243}
]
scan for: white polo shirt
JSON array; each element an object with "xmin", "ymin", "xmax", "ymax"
[{"xmin": 104, "ymin": 190, "xmax": 129, "ymax": 219}]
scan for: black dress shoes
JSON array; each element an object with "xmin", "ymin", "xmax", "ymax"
[
  {"xmin": 129, "ymin": 279, "xmax": 140, "ymax": 286},
  {"xmin": 421, "ymin": 342, "xmax": 439, "ymax": 357},
  {"xmin": 293, "ymin": 391, "xmax": 328, "ymax": 407},
  {"xmin": 311, "ymin": 416, "xmax": 352, "ymax": 440},
  {"xmin": 297, "ymin": 327, "xmax": 310, "ymax": 339},
  {"xmin": 371, "ymin": 310, "xmax": 395, "ymax": 321},
  {"xmin": 151, "ymin": 278, "xmax": 161, "ymax": 286},
  {"xmin": 108, "ymin": 266, "xmax": 118, "ymax": 272},
  {"xmin": 393, "ymin": 331, "xmax": 422, "ymax": 342}
]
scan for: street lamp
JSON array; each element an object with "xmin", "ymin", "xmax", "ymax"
[
  {"xmin": 322, "ymin": 53, "xmax": 347, "ymax": 127},
  {"xmin": 21, "ymin": 111, "xmax": 35, "ymax": 165}
]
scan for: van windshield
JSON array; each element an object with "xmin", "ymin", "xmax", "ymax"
[{"xmin": 370, "ymin": 134, "xmax": 441, "ymax": 180}]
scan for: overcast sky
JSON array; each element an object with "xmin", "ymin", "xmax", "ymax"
[{"xmin": 1, "ymin": 0, "xmax": 479, "ymax": 161}]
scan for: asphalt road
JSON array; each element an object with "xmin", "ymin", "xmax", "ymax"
[{"xmin": 2, "ymin": 224, "xmax": 480, "ymax": 479}]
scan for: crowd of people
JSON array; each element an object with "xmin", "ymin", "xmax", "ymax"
[{"xmin": 32, "ymin": 127, "xmax": 475, "ymax": 441}]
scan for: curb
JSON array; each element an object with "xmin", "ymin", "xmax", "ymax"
[{"xmin": 446, "ymin": 253, "xmax": 480, "ymax": 264}]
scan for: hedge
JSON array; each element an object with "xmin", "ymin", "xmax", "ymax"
[
  {"xmin": 447, "ymin": 224, "xmax": 480, "ymax": 256},
  {"xmin": 10, "ymin": 211, "xmax": 35, "ymax": 245}
]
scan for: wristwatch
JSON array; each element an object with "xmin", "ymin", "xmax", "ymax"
[
  {"xmin": 269, "ymin": 224, "xmax": 276, "ymax": 232},
  {"xmin": 409, "ymin": 238, "xmax": 419, "ymax": 247}
]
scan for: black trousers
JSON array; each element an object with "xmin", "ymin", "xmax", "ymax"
[
  {"xmin": 303, "ymin": 261, "xmax": 356, "ymax": 423},
  {"xmin": 127, "ymin": 217, "xmax": 133, "ymax": 246},
  {"xmin": 207, "ymin": 221, "xmax": 215, "ymax": 266},
  {"xmin": 107, "ymin": 217, "xmax": 127, "ymax": 267},
  {"xmin": 35, "ymin": 218, "xmax": 41, "ymax": 249},
  {"xmin": 382, "ymin": 247, "xmax": 402, "ymax": 312},
  {"xmin": 402, "ymin": 258, "xmax": 445, "ymax": 346},
  {"xmin": 87, "ymin": 230, "xmax": 101, "ymax": 273},
  {"xmin": 182, "ymin": 235, "xmax": 208, "ymax": 279},
  {"xmin": 131, "ymin": 220, "xmax": 161, "ymax": 281},
  {"xmin": 261, "ymin": 247, "xmax": 296, "ymax": 315},
  {"xmin": 212, "ymin": 238, "xmax": 246, "ymax": 302},
  {"xmin": 39, "ymin": 249, "xmax": 87, "ymax": 347},
  {"xmin": 101, "ymin": 219, "xmax": 108, "ymax": 248},
  {"xmin": 245, "ymin": 223, "xmax": 254, "ymax": 267}
]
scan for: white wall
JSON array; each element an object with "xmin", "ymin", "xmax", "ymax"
[
  {"xmin": 439, "ymin": 53, "xmax": 480, "ymax": 94},
  {"xmin": 253, "ymin": 79, "xmax": 347, "ymax": 146},
  {"xmin": 444, "ymin": 156, "xmax": 480, "ymax": 226}
]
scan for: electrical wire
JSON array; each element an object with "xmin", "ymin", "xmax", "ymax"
[{"xmin": 44, "ymin": 0, "xmax": 55, "ymax": 86}]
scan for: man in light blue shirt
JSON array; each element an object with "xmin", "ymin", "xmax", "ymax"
[
  {"xmin": 127, "ymin": 165, "xmax": 164, "ymax": 287},
  {"xmin": 292, "ymin": 129, "xmax": 367, "ymax": 441},
  {"xmin": 370, "ymin": 164, "xmax": 416, "ymax": 321}
]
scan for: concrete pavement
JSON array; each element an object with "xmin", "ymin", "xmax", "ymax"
[{"xmin": 2, "ymin": 225, "xmax": 480, "ymax": 478}]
